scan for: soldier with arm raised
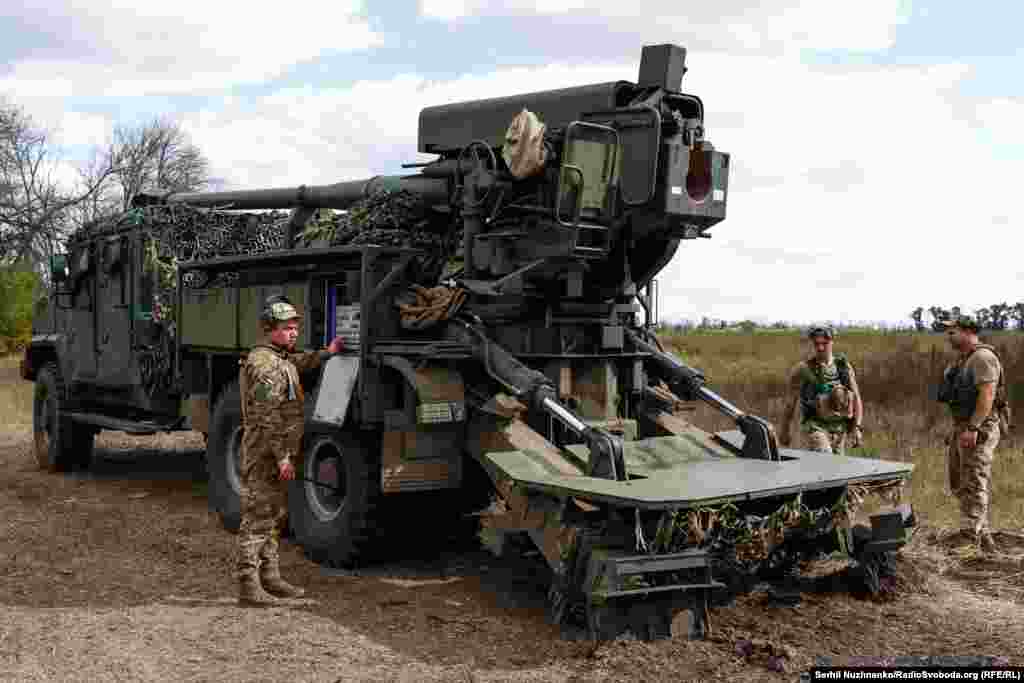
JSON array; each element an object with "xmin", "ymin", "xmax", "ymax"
[{"xmin": 236, "ymin": 295, "xmax": 345, "ymax": 606}]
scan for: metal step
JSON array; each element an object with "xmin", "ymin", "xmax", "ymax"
[{"xmin": 65, "ymin": 412, "xmax": 183, "ymax": 435}]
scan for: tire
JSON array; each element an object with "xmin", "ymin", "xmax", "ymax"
[
  {"xmin": 288, "ymin": 430, "xmax": 381, "ymax": 568},
  {"xmin": 32, "ymin": 363, "xmax": 94, "ymax": 472},
  {"xmin": 206, "ymin": 380, "xmax": 243, "ymax": 532}
]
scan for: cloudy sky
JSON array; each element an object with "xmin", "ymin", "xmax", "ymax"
[{"xmin": 2, "ymin": 0, "xmax": 1020, "ymax": 326}]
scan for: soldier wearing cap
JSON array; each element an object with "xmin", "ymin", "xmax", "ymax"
[
  {"xmin": 236, "ymin": 294, "xmax": 345, "ymax": 606},
  {"xmin": 780, "ymin": 325, "xmax": 863, "ymax": 455},
  {"xmin": 937, "ymin": 314, "xmax": 1002, "ymax": 554}
]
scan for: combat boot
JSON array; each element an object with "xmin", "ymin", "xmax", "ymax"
[
  {"xmin": 260, "ymin": 560, "xmax": 306, "ymax": 599},
  {"xmin": 238, "ymin": 571, "xmax": 280, "ymax": 607}
]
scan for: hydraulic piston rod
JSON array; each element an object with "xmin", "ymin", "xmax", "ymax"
[
  {"xmin": 452, "ymin": 319, "xmax": 627, "ymax": 480},
  {"xmin": 626, "ymin": 329, "xmax": 779, "ymax": 460}
]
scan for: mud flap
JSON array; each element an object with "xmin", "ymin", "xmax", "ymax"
[{"xmin": 312, "ymin": 355, "xmax": 360, "ymax": 426}]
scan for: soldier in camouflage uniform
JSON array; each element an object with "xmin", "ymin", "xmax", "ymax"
[
  {"xmin": 780, "ymin": 326, "xmax": 864, "ymax": 455},
  {"xmin": 237, "ymin": 294, "xmax": 345, "ymax": 606},
  {"xmin": 938, "ymin": 315, "xmax": 1003, "ymax": 554}
]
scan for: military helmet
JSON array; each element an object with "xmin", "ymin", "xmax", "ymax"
[
  {"xmin": 260, "ymin": 294, "xmax": 301, "ymax": 323},
  {"xmin": 807, "ymin": 325, "xmax": 835, "ymax": 340}
]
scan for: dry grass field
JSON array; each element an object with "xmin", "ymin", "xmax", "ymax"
[{"xmin": 661, "ymin": 328, "xmax": 1024, "ymax": 530}]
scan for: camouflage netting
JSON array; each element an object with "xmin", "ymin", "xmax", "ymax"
[
  {"xmin": 650, "ymin": 480, "xmax": 907, "ymax": 587},
  {"xmin": 298, "ymin": 190, "xmax": 444, "ymax": 248},
  {"xmin": 68, "ymin": 189, "xmax": 457, "ymax": 321},
  {"xmin": 72, "ymin": 204, "xmax": 292, "ymax": 260},
  {"xmin": 298, "ymin": 190, "xmax": 456, "ymax": 282},
  {"xmin": 65, "ymin": 191, "xmax": 456, "ymax": 394}
]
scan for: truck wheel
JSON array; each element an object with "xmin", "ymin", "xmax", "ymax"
[
  {"xmin": 32, "ymin": 363, "xmax": 94, "ymax": 472},
  {"xmin": 206, "ymin": 380, "xmax": 243, "ymax": 532},
  {"xmin": 289, "ymin": 431, "xmax": 381, "ymax": 568}
]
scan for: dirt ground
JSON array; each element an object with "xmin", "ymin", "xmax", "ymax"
[{"xmin": 3, "ymin": 379, "xmax": 1024, "ymax": 681}]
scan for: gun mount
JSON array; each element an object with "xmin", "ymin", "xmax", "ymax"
[
  {"xmin": 28, "ymin": 43, "xmax": 913, "ymax": 644},
  {"xmin": 149, "ymin": 43, "xmax": 728, "ymax": 304}
]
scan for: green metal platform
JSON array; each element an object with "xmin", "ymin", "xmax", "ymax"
[{"xmin": 483, "ymin": 432, "xmax": 912, "ymax": 510}]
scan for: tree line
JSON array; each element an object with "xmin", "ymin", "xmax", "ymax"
[{"xmin": 909, "ymin": 305, "xmax": 1024, "ymax": 332}]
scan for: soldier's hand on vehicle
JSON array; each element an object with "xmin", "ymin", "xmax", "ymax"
[
  {"xmin": 850, "ymin": 426, "xmax": 864, "ymax": 448},
  {"xmin": 958, "ymin": 429, "xmax": 979, "ymax": 450},
  {"xmin": 326, "ymin": 336, "xmax": 346, "ymax": 355},
  {"xmin": 278, "ymin": 460, "xmax": 296, "ymax": 481}
]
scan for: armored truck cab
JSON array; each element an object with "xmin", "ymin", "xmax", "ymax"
[{"xmin": 25, "ymin": 223, "xmax": 187, "ymax": 470}]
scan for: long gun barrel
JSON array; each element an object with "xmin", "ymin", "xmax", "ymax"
[
  {"xmin": 158, "ymin": 174, "xmax": 451, "ymax": 211},
  {"xmin": 626, "ymin": 329, "xmax": 780, "ymax": 460}
]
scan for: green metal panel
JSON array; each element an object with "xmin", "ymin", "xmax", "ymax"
[
  {"xmin": 180, "ymin": 287, "xmax": 239, "ymax": 348},
  {"xmin": 484, "ymin": 435, "xmax": 913, "ymax": 510},
  {"xmin": 238, "ymin": 283, "xmax": 307, "ymax": 349}
]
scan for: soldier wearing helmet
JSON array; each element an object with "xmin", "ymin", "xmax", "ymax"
[
  {"xmin": 236, "ymin": 294, "xmax": 345, "ymax": 606},
  {"xmin": 780, "ymin": 325, "xmax": 863, "ymax": 455},
  {"xmin": 937, "ymin": 314, "xmax": 1003, "ymax": 554}
]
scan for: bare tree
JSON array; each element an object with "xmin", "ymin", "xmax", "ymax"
[
  {"xmin": 0, "ymin": 100, "xmax": 114, "ymax": 269},
  {"xmin": 1013, "ymin": 302, "xmax": 1024, "ymax": 331},
  {"xmin": 928, "ymin": 305, "xmax": 949, "ymax": 331},
  {"xmin": 909, "ymin": 306, "xmax": 924, "ymax": 331},
  {"xmin": 67, "ymin": 146, "xmax": 123, "ymax": 230},
  {"xmin": 109, "ymin": 117, "xmax": 213, "ymax": 211},
  {"xmin": 974, "ymin": 306, "xmax": 992, "ymax": 330},
  {"xmin": 989, "ymin": 302, "xmax": 1010, "ymax": 331}
]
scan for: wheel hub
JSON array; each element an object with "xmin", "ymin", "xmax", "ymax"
[{"xmin": 306, "ymin": 443, "xmax": 347, "ymax": 522}]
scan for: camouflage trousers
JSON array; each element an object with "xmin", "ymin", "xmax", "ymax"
[
  {"xmin": 947, "ymin": 422, "xmax": 1000, "ymax": 534},
  {"xmin": 803, "ymin": 428, "xmax": 846, "ymax": 456},
  {"xmin": 236, "ymin": 478, "xmax": 288, "ymax": 579}
]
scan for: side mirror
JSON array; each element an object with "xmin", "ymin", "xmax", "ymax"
[{"xmin": 50, "ymin": 254, "xmax": 69, "ymax": 283}]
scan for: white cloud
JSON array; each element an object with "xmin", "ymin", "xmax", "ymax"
[
  {"xmin": 972, "ymin": 97, "xmax": 1024, "ymax": 147},
  {"xmin": 53, "ymin": 112, "xmax": 112, "ymax": 149},
  {"xmin": 0, "ymin": 1, "xmax": 380, "ymax": 97},
  {"xmin": 24, "ymin": 40, "xmax": 1013, "ymax": 323},
  {"xmin": 179, "ymin": 62, "xmax": 640, "ymax": 188},
  {"xmin": 174, "ymin": 51, "xmax": 1022, "ymax": 323},
  {"xmin": 419, "ymin": 0, "xmax": 908, "ymax": 52},
  {"xmin": 419, "ymin": 0, "xmax": 473, "ymax": 21}
]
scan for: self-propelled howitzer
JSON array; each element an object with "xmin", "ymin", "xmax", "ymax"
[{"xmin": 27, "ymin": 44, "xmax": 913, "ymax": 642}]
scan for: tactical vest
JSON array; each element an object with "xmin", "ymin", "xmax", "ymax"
[
  {"xmin": 945, "ymin": 344, "xmax": 1010, "ymax": 433},
  {"xmin": 799, "ymin": 354, "xmax": 853, "ymax": 423}
]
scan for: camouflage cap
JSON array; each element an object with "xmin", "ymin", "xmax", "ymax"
[
  {"xmin": 939, "ymin": 314, "xmax": 978, "ymax": 332},
  {"xmin": 807, "ymin": 325, "xmax": 835, "ymax": 340},
  {"xmin": 261, "ymin": 295, "xmax": 302, "ymax": 323}
]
